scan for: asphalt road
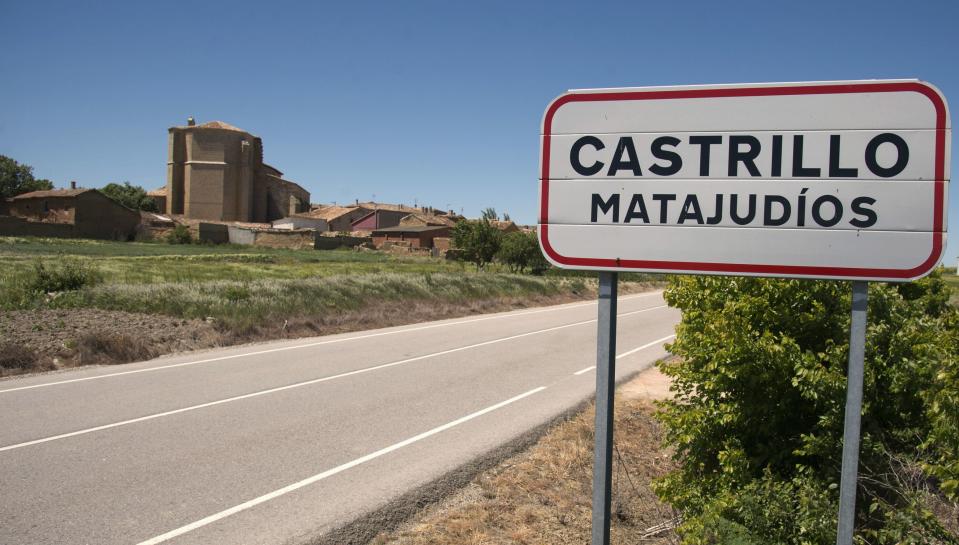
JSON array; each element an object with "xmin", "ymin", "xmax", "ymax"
[{"xmin": 0, "ymin": 291, "xmax": 680, "ymax": 545}]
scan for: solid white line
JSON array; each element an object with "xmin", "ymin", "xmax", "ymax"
[
  {"xmin": 0, "ymin": 306, "xmax": 667, "ymax": 452},
  {"xmin": 614, "ymin": 334, "xmax": 676, "ymax": 360},
  {"xmin": 0, "ymin": 292, "xmax": 662, "ymax": 395},
  {"xmin": 571, "ymin": 334, "xmax": 676, "ymax": 376},
  {"xmin": 135, "ymin": 386, "xmax": 546, "ymax": 545}
]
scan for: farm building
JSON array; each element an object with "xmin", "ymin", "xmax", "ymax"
[
  {"xmin": 302, "ymin": 205, "xmax": 372, "ymax": 232},
  {"xmin": 350, "ymin": 208, "xmax": 408, "ymax": 230},
  {"xmin": 0, "ymin": 188, "xmax": 140, "ymax": 240},
  {"xmin": 371, "ymin": 225, "xmax": 451, "ymax": 249}
]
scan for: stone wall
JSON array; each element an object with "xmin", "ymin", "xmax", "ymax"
[
  {"xmin": 314, "ymin": 234, "xmax": 372, "ymax": 250},
  {"xmin": 197, "ymin": 223, "xmax": 230, "ymax": 244},
  {"xmin": 0, "ymin": 216, "xmax": 76, "ymax": 238},
  {"xmin": 252, "ymin": 229, "xmax": 314, "ymax": 250}
]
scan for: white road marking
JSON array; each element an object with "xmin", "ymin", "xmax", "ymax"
[
  {"xmin": 571, "ymin": 334, "xmax": 676, "ymax": 376},
  {"xmin": 614, "ymin": 334, "xmax": 676, "ymax": 360},
  {"xmin": 0, "ymin": 292, "xmax": 662, "ymax": 395},
  {"xmin": 135, "ymin": 386, "xmax": 547, "ymax": 545},
  {"xmin": 0, "ymin": 306, "xmax": 668, "ymax": 452}
]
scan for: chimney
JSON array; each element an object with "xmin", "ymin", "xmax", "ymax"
[
  {"xmin": 187, "ymin": 116, "xmax": 196, "ymax": 126},
  {"xmin": 70, "ymin": 181, "xmax": 77, "ymax": 190},
  {"xmin": 355, "ymin": 198, "xmax": 359, "ymax": 206}
]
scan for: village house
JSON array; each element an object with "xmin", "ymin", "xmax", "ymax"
[
  {"xmin": 0, "ymin": 188, "xmax": 140, "ymax": 240},
  {"xmin": 490, "ymin": 220, "xmax": 520, "ymax": 233},
  {"xmin": 300, "ymin": 205, "xmax": 372, "ymax": 232},
  {"xmin": 398, "ymin": 212, "xmax": 458, "ymax": 227},
  {"xmin": 350, "ymin": 208, "xmax": 408, "ymax": 230},
  {"xmin": 371, "ymin": 225, "xmax": 451, "ymax": 249},
  {"xmin": 147, "ymin": 186, "xmax": 167, "ymax": 212}
]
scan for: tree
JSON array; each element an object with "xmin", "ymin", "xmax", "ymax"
[
  {"xmin": 451, "ymin": 219, "xmax": 501, "ymax": 269},
  {"xmin": 480, "ymin": 207, "xmax": 499, "ymax": 221},
  {"xmin": 0, "ymin": 155, "xmax": 53, "ymax": 199},
  {"xmin": 496, "ymin": 230, "xmax": 549, "ymax": 274},
  {"xmin": 100, "ymin": 182, "xmax": 158, "ymax": 212},
  {"xmin": 655, "ymin": 272, "xmax": 959, "ymax": 544}
]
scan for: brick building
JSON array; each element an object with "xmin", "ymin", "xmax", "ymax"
[
  {"xmin": 1, "ymin": 188, "xmax": 140, "ymax": 240},
  {"xmin": 166, "ymin": 119, "xmax": 310, "ymax": 223},
  {"xmin": 371, "ymin": 225, "xmax": 451, "ymax": 249}
]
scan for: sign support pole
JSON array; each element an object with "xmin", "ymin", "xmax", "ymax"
[
  {"xmin": 591, "ymin": 271, "xmax": 618, "ymax": 545},
  {"xmin": 836, "ymin": 280, "xmax": 868, "ymax": 545}
]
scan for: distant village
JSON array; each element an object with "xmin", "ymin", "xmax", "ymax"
[{"xmin": 0, "ymin": 118, "xmax": 523, "ymax": 255}]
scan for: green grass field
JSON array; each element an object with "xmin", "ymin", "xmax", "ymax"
[
  {"xmin": 0, "ymin": 237, "xmax": 604, "ymax": 330},
  {"xmin": 0, "ymin": 236, "xmax": 467, "ymax": 284}
]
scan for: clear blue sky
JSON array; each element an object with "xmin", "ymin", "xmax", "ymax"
[{"xmin": 2, "ymin": 0, "xmax": 958, "ymax": 266}]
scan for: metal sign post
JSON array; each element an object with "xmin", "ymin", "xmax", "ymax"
[
  {"xmin": 836, "ymin": 281, "xmax": 869, "ymax": 545},
  {"xmin": 591, "ymin": 271, "xmax": 617, "ymax": 545}
]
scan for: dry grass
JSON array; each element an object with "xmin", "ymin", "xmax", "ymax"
[
  {"xmin": 0, "ymin": 343, "xmax": 49, "ymax": 376},
  {"xmin": 369, "ymin": 396, "xmax": 679, "ymax": 545},
  {"xmin": 75, "ymin": 331, "xmax": 159, "ymax": 365}
]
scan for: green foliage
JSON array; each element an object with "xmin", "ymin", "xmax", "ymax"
[
  {"xmin": 0, "ymin": 155, "xmax": 53, "ymax": 199},
  {"xmin": 100, "ymin": 181, "xmax": 158, "ymax": 211},
  {"xmin": 495, "ymin": 230, "xmax": 549, "ymax": 274},
  {"xmin": 165, "ymin": 224, "xmax": 192, "ymax": 245},
  {"xmin": 655, "ymin": 272, "xmax": 959, "ymax": 544},
  {"xmin": 451, "ymin": 219, "xmax": 502, "ymax": 270},
  {"xmin": 27, "ymin": 258, "xmax": 102, "ymax": 293},
  {"xmin": 480, "ymin": 207, "xmax": 499, "ymax": 221}
]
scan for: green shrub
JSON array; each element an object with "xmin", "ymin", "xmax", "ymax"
[
  {"xmin": 165, "ymin": 224, "xmax": 192, "ymax": 245},
  {"xmin": 655, "ymin": 271, "xmax": 959, "ymax": 544},
  {"xmin": 28, "ymin": 258, "xmax": 101, "ymax": 293},
  {"xmin": 451, "ymin": 219, "xmax": 501, "ymax": 270},
  {"xmin": 496, "ymin": 230, "xmax": 549, "ymax": 274}
]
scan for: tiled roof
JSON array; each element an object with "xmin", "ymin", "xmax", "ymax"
[
  {"xmin": 372, "ymin": 225, "xmax": 451, "ymax": 234},
  {"xmin": 302, "ymin": 205, "xmax": 366, "ymax": 221},
  {"xmin": 172, "ymin": 120, "xmax": 252, "ymax": 134},
  {"xmin": 11, "ymin": 188, "xmax": 93, "ymax": 199}
]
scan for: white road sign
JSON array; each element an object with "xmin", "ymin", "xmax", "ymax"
[{"xmin": 538, "ymin": 80, "xmax": 950, "ymax": 281}]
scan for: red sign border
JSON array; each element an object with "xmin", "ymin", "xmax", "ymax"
[{"xmin": 539, "ymin": 81, "xmax": 948, "ymax": 280}]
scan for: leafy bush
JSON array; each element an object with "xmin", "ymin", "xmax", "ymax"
[
  {"xmin": 165, "ymin": 224, "xmax": 192, "ymax": 245},
  {"xmin": 451, "ymin": 219, "xmax": 502, "ymax": 270},
  {"xmin": 655, "ymin": 271, "xmax": 959, "ymax": 544},
  {"xmin": 496, "ymin": 230, "xmax": 549, "ymax": 274},
  {"xmin": 28, "ymin": 258, "xmax": 102, "ymax": 293}
]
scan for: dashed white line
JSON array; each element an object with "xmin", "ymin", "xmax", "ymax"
[
  {"xmin": 0, "ymin": 292, "xmax": 662, "ymax": 395},
  {"xmin": 0, "ymin": 306, "xmax": 668, "ymax": 452},
  {"xmin": 135, "ymin": 386, "xmax": 547, "ymax": 545}
]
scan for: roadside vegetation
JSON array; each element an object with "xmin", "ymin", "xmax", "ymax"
[
  {"xmin": 656, "ymin": 270, "xmax": 958, "ymax": 544},
  {"xmin": 0, "ymin": 236, "xmax": 661, "ymax": 376}
]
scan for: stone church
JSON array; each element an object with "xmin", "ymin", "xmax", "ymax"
[{"xmin": 166, "ymin": 119, "xmax": 310, "ymax": 222}]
